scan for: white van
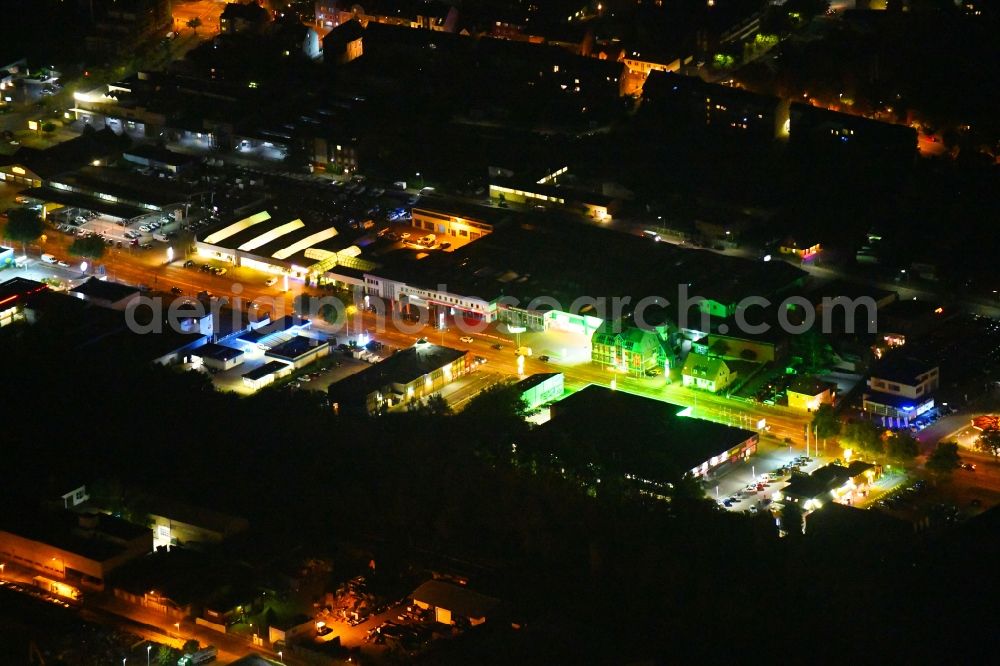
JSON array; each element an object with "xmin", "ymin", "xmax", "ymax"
[{"xmin": 41, "ymin": 253, "xmax": 57, "ymax": 264}]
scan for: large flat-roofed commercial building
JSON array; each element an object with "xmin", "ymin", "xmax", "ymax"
[
  {"xmin": 265, "ymin": 335, "xmax": 330, "ymax": 369},
  {"xmin": 488, "ymin": 166, "xmax": 620, "ymax": 222},
  {"xmin": 146, "ymin": 496, "xmax": 249, "ymax": 551},
  {"xmin": 0, "ymin": 277, "xmax": 48, "ymax": 327},
  {"xmin": 191, "ymin": 342, "xmax": 245, "ymax": 371},
  {"xmin": 329, "ymin": 340, "xmax": 468, "ymax": 415},
  {"xmin": 69, "ymin": 277, "xmax": 141, "ymax": 310},
  {"xmin": 515, "ymin": 372, "xmax": 564, "ymax": 409},
  {"xmin": 363, "ymin": 213, "xmax": 806, "ymax": 334},
  {"xmin": 411, "ymin": 204, "xmax": 495, "ymax": 242},
  {"xmin": 411, "ymin": 579, "xmax": 500, "ymax": 627},
  {"xmin": 523, "ymin": 385, "xmax": 758, "ymax": 490},
  {"xmin": 0, "ymin": 498, "xmax": 152, "ymax": 590},
  {"xmin": 242, "ymin": 360, "xmax": 294, "ymax": 391},
  {"xmin": 24, "ymin": 165, "xmax": 209, "ymax": 222},
  {"xmin": 196, "ymin": 208, "xmax": 375, "ymax": 287}
]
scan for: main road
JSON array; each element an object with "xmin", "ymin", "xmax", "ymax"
[{"xmin": 18, "ymin": 224, "xmax": 814, "ymax": 442}]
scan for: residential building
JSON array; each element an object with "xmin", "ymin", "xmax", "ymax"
[
  {"xmin": 84, "ymin": 0, "xmax": 172, "ymax": 55},
  {"xmin": 271, "ymin": 15, "xmax": 323, "ymax": 60},
  {"xmin": 591, "ymin": 323, "xmax": 670, "ymax": 376},
  {"xmin": 221, "ymin": 1, "xmax": 272, "ymax": 34},
  {"xmin": 315, "ymin": 0, "xmax": 340, "ymax": 28},
  {"xmin": 322, "ymin": 18, "xmax": 365, "ymax": 64},
  {"xmin": 640, "ymin": 72, "xmax": 789, "ymax": 141},
  {"xmin": 319, "ymin": 0, "xmax": 459, "ymax": 33},
  {"xmin": 789, "ymin": 102, "xmax": 918, "ymax": 164},
  {"xmin": 682, "ymin": 353, "xmax": 735, "ymax": 393},
  {"xmin": 328, "ymin": 340, "xmax": 468, "ymax": 415},
  {"xmin": 622, "ymin": 47, "xmax": 682, "ymax": 80},
  {"xmin": 0, "ymin": 58, "xmax": 27, "ymax": 93},
  {"xmin": 863, "ymin": 356, "xmax": 939, "ymax": 425},
  {"xmin": 692, "ymin": 329, "xmax": 785, "ymax": 364},
  {"xmin": 779, "ymin": 237, "xmax": 822, "ymax": 260},
  {"xmin": 787, "ymin": 377, "xmax": 838, "ymax": 412}
]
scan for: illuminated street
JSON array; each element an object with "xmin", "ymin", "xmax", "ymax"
[{"xmin": 1, "ymin": 1, "xmax": 998, "ymax": 662}]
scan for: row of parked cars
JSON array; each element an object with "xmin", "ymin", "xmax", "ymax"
[
  {"xmin": 876, "ymin": 479, "xmax": 926, "ymax": 511},
  {"xmin": 909, "ymin": 408, "xmax": 951, "ymax": 433},
  {"xmin": 0, "ymin": 579, "xmax": 75, "ymax": 609},
  {"xmin": 719, "ymin": 456, "xmax": 813, "ymax": 511}
]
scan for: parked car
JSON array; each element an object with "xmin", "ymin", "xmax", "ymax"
[
  {"xmin": 265, "ymin": 276, "xmax": 278, "ymax": 286},
  {"xmin": 459, "ymin": 336, "xmax": 474, "ymax": 343},
  {"xmin": 183, "ymin": 259, "xmax": 195, "ymax": 268}
]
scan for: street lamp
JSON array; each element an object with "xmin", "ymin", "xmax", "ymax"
[
  {"xmin": 147, "ymin": 645, "xmax": 151, "ymax": 666},
  {"xmin": 278, "ymin": 651, "xmax": 283, "ymax": 663},
  {"xmin": 509, "ymin": 325, "xmax": 526, "ymax": 349},
  {"xmin": 166, "ymin": 246, "xmax": 174, "ymax": 263}
]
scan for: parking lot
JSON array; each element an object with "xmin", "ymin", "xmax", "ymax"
[
  {"xmin": 707, "ymin": 439, "xmax": 829, "ymax": 514},
  {"xmin": 46, "ymin": 206, "xmax": 180, "ymax": 249},
  {"xmin": 198, "ymin": 336, "xmax": 400, "ymax": 395}
]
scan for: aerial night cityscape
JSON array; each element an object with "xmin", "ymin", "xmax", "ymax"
[{"xmin": 0, "ymin": 0, "xmax": 998, "ymax": 663}]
